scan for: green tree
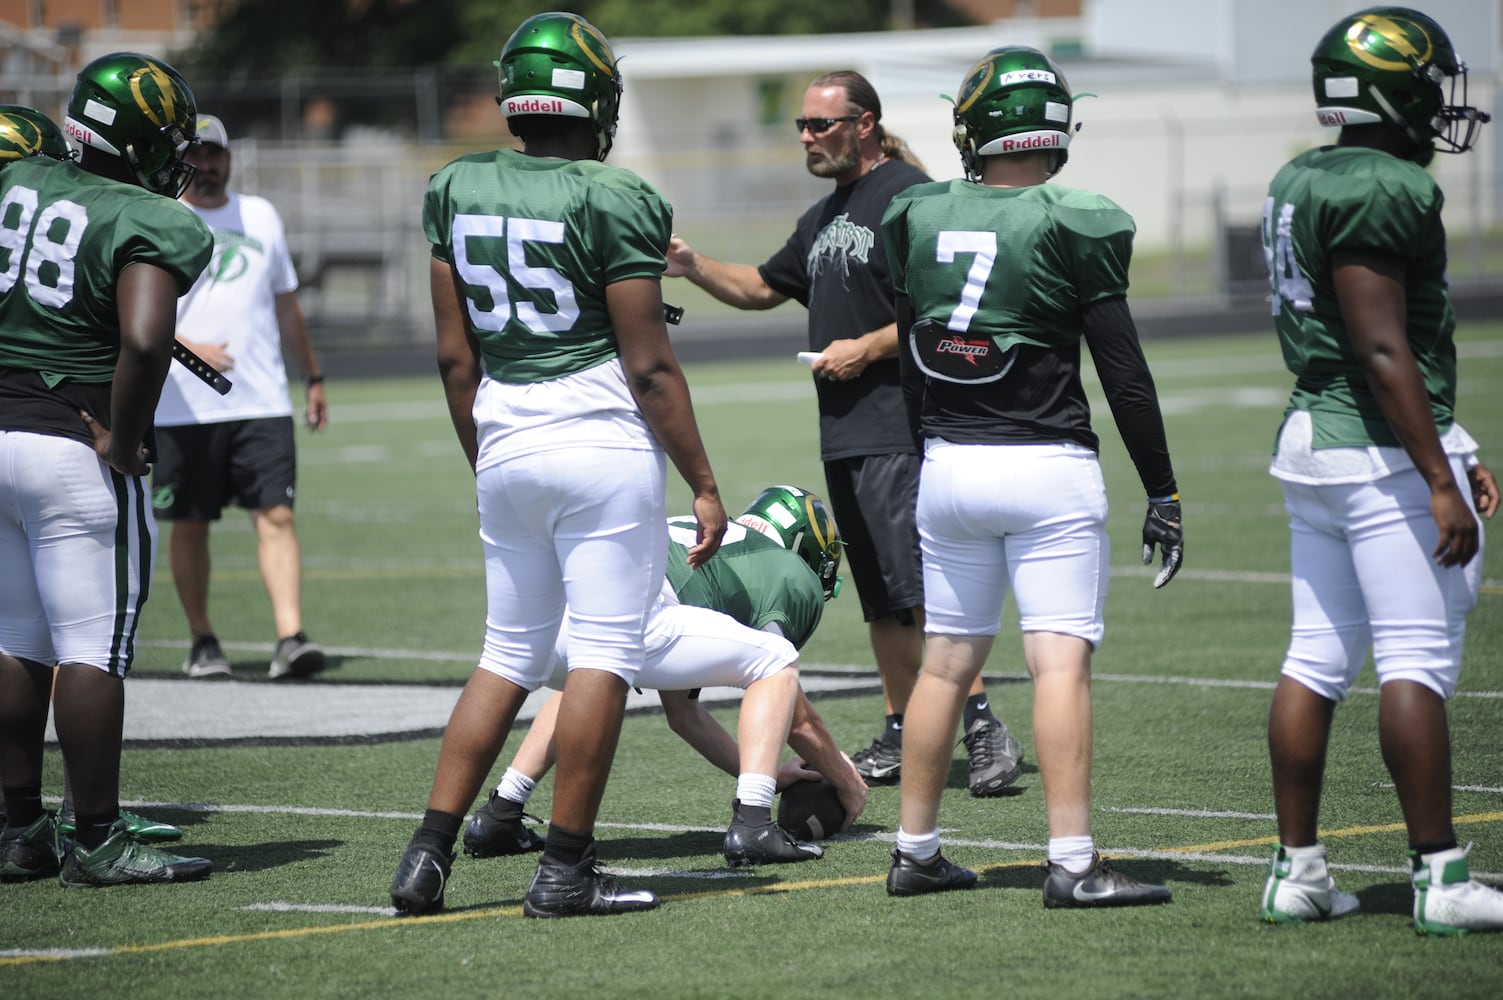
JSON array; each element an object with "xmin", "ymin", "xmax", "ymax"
[{"xmin": 178, "ymin": 0, "xmax": 970, "ymax": 78}]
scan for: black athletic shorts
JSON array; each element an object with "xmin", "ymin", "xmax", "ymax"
[
  {"xmin": 151, "ymin": 416, "xmax": 297, "ymax": 520},
  {"xmin": 823, "ymin": 452, "xmax": 922, "ymax": 622}
]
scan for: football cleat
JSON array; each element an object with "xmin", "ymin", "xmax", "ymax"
[
  {"xmin": 851, "ymin": 737, "xmax": 902, "ymax": 786},
  {"xmin": 1259, "ymin": 846, "xmax": 1359, "ymax": 924},
  {"xmin": 58, "ymin": 820, "xmax": 211, "ymax": 887},
  {"xmin": 961, "ymin": 717, "xmax": 1023, "ymax": 797},
  {"xmin": 723, "ymin": 803, "xmax": 824, "ymax": 866},
  {"xmin": 1412, "ymin": 844, "xmax": 1503, "ymax": 936},
  {"xmin": 183, "ymin": 635, "xmax": 232, "ymax": 679},
  {"xmin": 523, "ymin": 845, "xmax": 658, "ymax": 919},
  {"xmin": 886, "ymin": 849, "xmax": 977, "ymax": 897},
  {"xmin": 1043, "ymin": 853, "xmax": 1171, "ymax": 909},
  {"xmin": 462, "ymin": 792, "xmax": 545, "ymax": 858},
  {"xmin": 0, "ymin": 813, "xmax": 61, "ymax": 882},
  {"xmin": 389, "ymin": 842, "xmax": 454, "ymax": 916},
  {"xmin": 58, "ymin": 808, "xmax": 182, "ymax": 844},
  {"xmin": 269, "ymin": 632, "xmax": 326, "ymax": 679}
]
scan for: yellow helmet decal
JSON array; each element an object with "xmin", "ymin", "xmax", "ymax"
[
  {"xmin": 0, "ymin": 113, "xmax": 41, "ymax": 158},
  {"xmin": 1346, "ymin": 12, "xmax": 1432, "ymax": 72},
  {"xmin": 128, "ymin": 60, "xmax": 179, "ymax": 128},
  {"xmin": 570, "ymin": 20, "xmax": 616, "ymax": 77},
  {"xmin": 955, "ymin": 56, "xmax": 995, "ymax": 115},
  {"xmin": 802, "ymin": 496, "xmax": 833, "ymax": 554}
]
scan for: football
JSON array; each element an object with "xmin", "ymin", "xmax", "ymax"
[{"xmin": 776, "ymin": 777, "xmax": 845, "ymax": 841}]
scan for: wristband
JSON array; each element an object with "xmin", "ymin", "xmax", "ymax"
[
  {"xmin": 1147, "ymin": 493, "xmax": 1179, "ymax": 504},
  {"xmin": 305, "ymin": 374, "xmax": 325, "ymax": 387}
]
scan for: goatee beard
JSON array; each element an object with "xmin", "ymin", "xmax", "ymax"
[{"xmin": 807, "ymin": 135, "xmax": 860, "ymax": 178}]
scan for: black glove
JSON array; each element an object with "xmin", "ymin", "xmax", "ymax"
[{"xmin": 1142, "ymin": 499, "xmax": 1182, "ymax": 589}]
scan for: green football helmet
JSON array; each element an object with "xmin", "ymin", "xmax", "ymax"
[
  {"xmin": 951, "ymin": 46, "xmax": 1077, "ymax": 181},
  {"xmin": 64, "ymin": 51, "xmax": 197, "ymax": 196},
  {"xmin": 0, "ymin": 106, "xmax": 72, "ymax": 164},
  {"xmin": 1311, "ymin": 7, "xmax": 1489, "ymax": 162},
  {"xmin": 739, "ymin": 485, "xmax": 843, "ymax": 600},
  {"xmin": 495, "ymin": 12, "xmax": 623, "ymax": 161}
]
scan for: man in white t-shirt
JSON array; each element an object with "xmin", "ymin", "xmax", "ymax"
[{"xmin": 152, "ymin": 114, "xmax": 330, "ymax": 680}]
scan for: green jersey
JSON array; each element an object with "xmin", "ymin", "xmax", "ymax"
[
  {"xmin": 1263, "ymin": 145, "xmax": 1455, "ymax": 449},
  {"xmin": 0, "ymin": 156, "xmax": 211, "ymax": 444},
  {"xmin": 883, "ymin": 179, "xmax": 1133, "ymax": 356},
  {"xmin": 422, "ymin": 148, "xmax": 672, "ymax": 384},
  {"xmin": 0, "ymin": 156, "xmax": 211, "ymax": 382},
  {"xmin": 664, "ymin": 518, "xmax": 826, "ymax": 650}
]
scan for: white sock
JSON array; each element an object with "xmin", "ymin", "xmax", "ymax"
[
  {"xmin": 735, "ymin": 773, "xmax": 777, "ymax": 810},
  {"xmin": 1283, "ymin": 842, "xmax": 1328, "ymax": 881},
  {"xmin": 1048, "ymin": 835, "xmax": 1095, "ymax": 874},
  {"xmin": 495, "ymin": 768, "xmax": 536, "ymax": 806},
  {"xmin": 895, "ymin": 828, "xmax": 941, "ymax": 863}
]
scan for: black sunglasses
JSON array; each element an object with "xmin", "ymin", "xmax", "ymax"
[{"xmin": 795, "ymin": 115, "xmax": 859, "ymax": 135}]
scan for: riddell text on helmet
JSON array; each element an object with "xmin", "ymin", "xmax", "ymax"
[
  {"xmin": 504, "ymin": 97, "xmax": 566, "ymax": 114},
  {"xmin": 999, "ymin": 133, "xmax": 1062, "ymax": 151}
]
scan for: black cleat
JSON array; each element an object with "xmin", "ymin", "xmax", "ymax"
[
  {"xmin": 961, "ymin": 717, "xmax": 1024, "ymax": 797},
  {"xmin": 723, "ymin": 802, "xmax": 824, "ymax": 867},
  {"xmin": 389, "ymin": 842, "xmax": 454, "ymax": 916},
  {"xmin": 1042, "ymin": 853, "xmax": 1172, "ymax": 909},
  {"xmin": 463, "ymin": 792, "xmax": 545, "ymax": 858},
  {"xmin": 0, "ymin": 813, "xmax": 61, "ymax": 882},
  {"xmin": 523, "ymin": 845, "xmax": 658, "ymax": 919},
  {"xmin": 851, "ymin": 737, "xmax": 902, "ymax": 786},
  {"xmin": 886, "ymin": 849, "xmax": 977, "ymax": 897}
]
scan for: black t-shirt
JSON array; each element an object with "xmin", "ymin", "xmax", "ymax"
[{"xmin": 759, "ymin": 159, "xmax": 928, "ymax": 461}]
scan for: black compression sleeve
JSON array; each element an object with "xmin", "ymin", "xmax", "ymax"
[
  {"xmin": 1081, "ymin": 296, "xmax": 1177, "ymax": 498},
  {"xmin": 894, "ymin": 294, "xmax": 924, "ymax": 449}
]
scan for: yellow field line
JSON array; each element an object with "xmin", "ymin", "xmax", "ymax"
[{"xmin": 5, "ymin": 819, "xmax": 1500, "ymax": 968}]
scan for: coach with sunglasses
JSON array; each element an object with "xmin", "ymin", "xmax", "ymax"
[{"xmin": 666, "ymin": 72, "xmax": 1022, "ymax": 795}]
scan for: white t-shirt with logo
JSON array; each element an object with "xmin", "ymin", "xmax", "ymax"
[{"xmin": 155, "ymin": 192, "xmax": 300, "ymax": 426}]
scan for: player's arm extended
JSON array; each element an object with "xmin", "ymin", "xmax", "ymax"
[
  {"xmin": 785, "ymin": 690, "xmax": 867, "ymax": 829},
  {"xmin": 664, "ymin": 236, "xmax": 788, "ymax": 310},
  {"xmin": 430, "ymin": 256, "xmax": 483, "ymax": 473}
]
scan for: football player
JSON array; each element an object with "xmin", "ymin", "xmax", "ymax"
[
  {"xmin": 464, "ymin": 486, "xmax": 868, "ymax": 866},
  {"xmin": 878, "ymin": 46, "xmax": 1182, "ymax": 907},
  {"xmin": 0, "ymin": 56, "xmax": 214, "ymax": 886},
  {"xmin": 388, "ymin": 12, "xmax": 725, "ymax": 920},
  {"xmin": 1258, "ymin": 7, "xmax": 1502, "ymax": 935}
]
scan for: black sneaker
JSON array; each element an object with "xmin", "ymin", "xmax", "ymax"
[
  {"xmin": 183, "ymin": 635, "xmax": 231, "ymax": 678},
  {"xmin": 523, "ymin": 845, "xmax": 658, "ymax": 919},
  {"xmin": 0, "ymin": 813, "xmax": 61, "ymax": 882},
  {"xmin": 1042, "ymin": 853, "xmax": 1172, "ymax": 909},
  {"xmin": 851, "ymin": 737, "xmax": 902, "ymax": 786},
  {"xmin": 269, "ymin": 632, "xmax": 326, "ymax": 679},
  {"xmin": 462, "ymin": 792, "xmax": 545, "ymax": 858},
  {"xmin": 961, "ymin": 717, "xmax": 1024, "ymax": 797},
  {"xmin": 723, "ymin": 801, "xmax": 824, "ymax": 866},
  {"xmin": 389, "ymin": 842, "xmax": 454, "ymax": 916},
  {"xmin": 886, "ymin": 849, "xmax": 977, "ymax": 897}
]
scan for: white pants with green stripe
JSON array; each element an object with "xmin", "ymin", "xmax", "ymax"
[{"xmin": 0, "ymin": 430, "xmax": 156, "ymax": 677}]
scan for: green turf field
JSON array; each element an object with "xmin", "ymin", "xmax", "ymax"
[{"xmin": 5, "ymin": 324, "xmax": 1502, "ymax": 997}]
